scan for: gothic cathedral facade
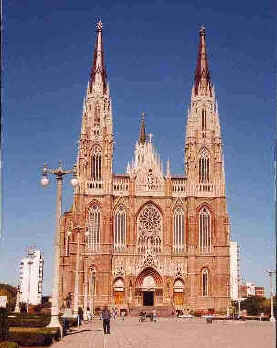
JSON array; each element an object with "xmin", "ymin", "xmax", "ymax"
[{"xmin": 59, "ymin": 21, "xmax": 231, "ymax": 316}]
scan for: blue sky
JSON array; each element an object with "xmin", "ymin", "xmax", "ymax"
[{"xmin": 1, "ymin": 0, "xmax": 275, "ymax": 296}]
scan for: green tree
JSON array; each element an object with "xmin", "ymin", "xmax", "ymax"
[{"xmin": 240, "ymin": 296, "xmax": 269, "ymax": 315}]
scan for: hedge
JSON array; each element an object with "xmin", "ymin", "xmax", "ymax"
[
  {"xmin": 8, "ymin": 314, "xmax": 50, "ymax": 328},
  {"xmin": 8, "ymin": 328, "xmax": 60, "ymax": 347},
  {"xmin": 0, "ymin": 343, "xmax": 19, "ymax": 348}
]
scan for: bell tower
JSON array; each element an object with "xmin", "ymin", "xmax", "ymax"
[
  {"xmin": 77, "ymin": 20, "xmax": 113, "ymax": 194},
  {"xmin": 185, "ymin": 26, "xmax": 225, "ymax": 197}
]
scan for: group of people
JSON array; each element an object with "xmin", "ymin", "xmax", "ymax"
[{"xmin": 139, "ymin": 309, "xmax": 157, "ymax": 322}]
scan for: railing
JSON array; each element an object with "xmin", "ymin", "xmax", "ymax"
[
  {"xmin": 197, "ymin": 183, "xmax": 214, "ymax": 192},
  {"xmin": 86, "ymin": 180, "xmax": 103, "ymax": 190},
  {"xmin": 172, "ymin": 178, "xmax": 186, "ymax": 195},
  {"xmin": 113, "ymin": 176, "xmax": 129, "ymax": 195}
]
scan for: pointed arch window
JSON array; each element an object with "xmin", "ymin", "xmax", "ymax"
[
  {"xmin": 202, "ymin": 109, "xmax": 207, "ymax": 130},
  {"xmin": 199, "ymin": 148, "xmax": 209, "ymax": 183},
  {"xmin": 114, "ymin": 206, "xmax": 127, "ymax": 251},
  {"xmin": 91, "ymin": 146, "xmax": 102, "ymax": 181},
  {"xmin": 199, "ymin": 207, "xmax": 211, "ymax": 253},
  {"xmin": 137, "ymin": 203, "xmax": 162, "ymax": 253},
  {"xmin": 173, "ymin": 208, "xmax": 185, "ymax": 253},
  {"xmin": 202, "ymin": 269, "xmax": 209, "ymax": 296},
  {"xmin": 94, "ymin": 103, "xmax": 100, "ymax": 126},
  {"xmin": 87, "ymin": 205, "xmax": 101, "ymax": 251}
]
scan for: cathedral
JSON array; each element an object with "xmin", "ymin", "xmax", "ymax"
[{"xmin": 59, "ymin": 21, "xmax": 231, "ymax": 317}]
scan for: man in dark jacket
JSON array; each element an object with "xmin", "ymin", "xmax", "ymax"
[{"xmin": 102, "ymin": 306, "xmax": 111, "ymax": 334}]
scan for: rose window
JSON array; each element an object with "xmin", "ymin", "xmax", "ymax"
[{"xmin": 137, "ymin": 204, "xmax": 162, "ymax": 253}]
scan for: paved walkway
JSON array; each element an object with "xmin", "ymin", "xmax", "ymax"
[{"xmin": 51, "ymin": 318, "xmax": 275, "ymax": 348}]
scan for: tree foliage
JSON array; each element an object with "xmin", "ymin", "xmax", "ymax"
[{"xmin": 240, "ymin": 296, "xmax": 271, "ymax": 315}]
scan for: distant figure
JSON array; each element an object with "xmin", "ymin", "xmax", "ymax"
[
  {"xmin": 121, "ymin": 311, "xmax": 125, "ymax": 320},
  {"xmin": 102, "ymin": 306, "xmax": 111, "ymax": 334},
  {"xmin": 153, "ymin": 309, "xmax": 157, "ymax": 322}
]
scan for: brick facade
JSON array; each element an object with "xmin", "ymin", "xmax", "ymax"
[{"xmin": 58, "ymin": 22, "xmax": 231, "ymax": 315}]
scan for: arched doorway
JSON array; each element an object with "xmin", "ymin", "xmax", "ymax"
[
  {"xmin": 113, "ymin": 278, "xmax": 125, "ymax": 305},
  {"xmin": 173, "ymin": 279, "xmax": 184, "ymax": 307},
  {"xmin": 135, "ymin": 267, "xmax": 163, "ymax": 306}
]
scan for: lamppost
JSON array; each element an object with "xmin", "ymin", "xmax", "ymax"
[
  {"xmin": 266, "ymin": 270, "xmax": 276, "ymax": 322},
  {"xmin": 40, "ymin": 161, "xmax": 78, "ymax": 333}
]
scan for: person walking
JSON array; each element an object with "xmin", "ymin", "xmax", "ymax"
[{"xmin": 102, "ymin": 306, "xmax": 111, "ymax": 334}]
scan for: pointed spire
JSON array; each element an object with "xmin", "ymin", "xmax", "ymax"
[
  {"xmin": 139, "ymin": 112, "xmax": 146, "ymax": 144},
  {"xmin": 89, "ymin": 19, "xmax": 107, "ymax": 93},
  {"xmin": 194, "ymin": 25, "xmax": 212, "ymax": 97},
  {"xmin": 166, "ymin": 159, "xmax": 171, "ymax": 178}
]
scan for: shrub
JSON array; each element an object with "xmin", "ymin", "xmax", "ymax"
[
  {"xmin": 8, "ymin": 327, "xmax": 60, "ymax": 347},
  {"xmin": 0, "ymin": 308, "xmax": 9, "ymax": 342},
  {"xmin": 0, "ymin": 342, "xmax": 19, "ymax": 348},
  {"xmin": 8, "ymin": 314, "xmax": 50, "ymax": 328}
]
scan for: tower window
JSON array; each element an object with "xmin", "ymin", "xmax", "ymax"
[
  {"xmin": 199, "ymin": 207, "xmax": 211, "ymax": 252},
  {"xmin": 87, "ymin": 205, "xmax": 101, "ymax": 251},
  {"xmin": 173, "ymin": 208, "xmax": 185, "ymax": 253},
  {"xmin": 91, "ymin": 146, "xmax": 102, "ymax": 180},
  {"xmin": 202, "ymin": 109, "xmax": 207, "ymax": 130},
  {"xmin": 114, "ymin": 205, "xmax": 127, "ymax": 251},
  {"xmin": 199, "ymin": 148, "xmax": 209, "ymax": 183}
]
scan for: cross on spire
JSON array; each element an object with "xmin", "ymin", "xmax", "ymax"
[
  {"xmin": 89, "ymin": 19, "xmax": 107, "ymax": 94},
  {"xmin": 194, "ymin": 25, "xmax": 212, "ymax": 97}
]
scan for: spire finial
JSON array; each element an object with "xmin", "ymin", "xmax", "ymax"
[
  {"xmin": 89, "ymin": 19, "xmax": 107, "ymax": 94},
  {"xmin": 96, "ymin": 19, "xmax": 103, "ymax": 32},
  {"xmin": 139, "ymin": 112, "xmax": 146, "ymax": 144},
  {"xmin": 194, "ymin": 25, "xmax": 212, "ymax": 97}
]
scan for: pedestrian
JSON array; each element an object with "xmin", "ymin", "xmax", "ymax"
[
  {"xmin": 121, "ymin": 311, "xmax": 125, "ymax": 320},
  {"xmin": 153, "ymin": 309, "xmax": 157, "ymax": 322},
  {"xmin": 102, "ymin": 306, "xmax": 111, "ymax": 334}
]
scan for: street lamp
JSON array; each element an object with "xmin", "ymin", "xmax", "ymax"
[
  {"xmin": 40, "ymin": 161, "xmax": 78, "ymax": 334},
  {"xmin": 266, "ymin": 270, "xmax": 276, "ymax": 322}
]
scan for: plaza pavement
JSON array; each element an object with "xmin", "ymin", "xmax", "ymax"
[{"xmin": 51, "ymin": 317, "xmax": 275, "ymax": 348}]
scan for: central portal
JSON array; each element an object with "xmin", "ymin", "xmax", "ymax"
[{"xmin": 143, "ymin": 291, "xmax": 154, "ymax": 306}]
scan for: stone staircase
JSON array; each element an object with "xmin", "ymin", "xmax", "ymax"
[{"xmin": 128, "ymin": 305, "xmax": 173, "ymax": 318}]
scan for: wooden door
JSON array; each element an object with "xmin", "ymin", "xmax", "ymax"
[
  {"xmin": 114, "ymin": 291, "xmax": 124, "ymax": 305},
  {"xmin": 173, "ymin": 292, "xmax": 184, "ymax": 305}
]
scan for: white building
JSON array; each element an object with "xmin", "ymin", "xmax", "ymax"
[
  {"xmin": 19, "ymin": 249, "xmax": 44, "ymax": 306},
  {"xmin": 246, "ymin": 282, "xmax": 256, "ymax": 296},
  {"xmin": 230, "ymin": 241, "xmax": 240, "ymax": 300}
]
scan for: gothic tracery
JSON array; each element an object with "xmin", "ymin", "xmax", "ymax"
[{"xmin": 137, "ymin": 204, "xmax": 162, "ymax": 253}]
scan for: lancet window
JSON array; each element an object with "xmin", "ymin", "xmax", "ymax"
[
  {"xmin": 87, "ymin": 205, "xmax": 101, "ymax": 251},
  {"xmin": 199, "ymin": 207, "xmax": 211, "ymax": 253},
  {"xmin": 199, "ymin": 148, "xmax": 209, "ymax": 183},
  {"xmin": 94, "ymin": 103, "xmax": 100, "ymax": 126},
  {"xmin": 114, "ymin": 206, "xmax": 127, "ymax": 251},
  {"xmin": 202, "ymin": 269, "xmax": 209, "ymax": 296},
  {"xmin": 173, "ymin": 208, "xmax": 185, "ymax": 253},
  {"xmin": 91, "ymin": 146, "xmax": 102, "ymax": 181},
  {"xmin": 137, "ymin": 204, "xmax": 162, "ymax": 253},
  {"xmin": 202, "ymin": 109, "xmax": 207, "ymax": 130}
]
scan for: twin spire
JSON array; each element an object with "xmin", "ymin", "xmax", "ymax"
[
  {"xmin": 194, "ymin": 25, "xmax": 213, "ymax": 97},
  {"xmin": 89, "ymin": 20, "xmax": 212, "ymax": 98},
  {"xmin": 89, "ymin": 20, "xmax": 107, "ymax": 93}
]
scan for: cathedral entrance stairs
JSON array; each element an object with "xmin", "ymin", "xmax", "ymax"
[{"xmin": 128, "ymin": 305, "xmax": 173, "ymax": 318}]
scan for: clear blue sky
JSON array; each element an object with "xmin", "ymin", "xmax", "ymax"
[{"xmin": 1, "ymin": 0, "xmax": 275, "ymax": 296}]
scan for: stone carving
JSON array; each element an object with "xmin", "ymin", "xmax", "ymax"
[{"xmin": 113, "ymin": 265, "xmax": 125, "ymax": 277}]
